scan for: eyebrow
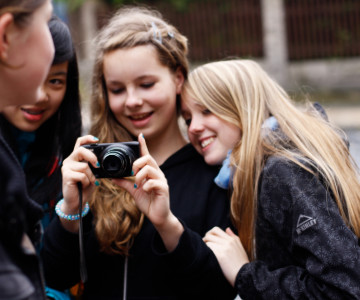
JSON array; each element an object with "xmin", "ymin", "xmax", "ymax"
[{"xmin": 49, "ymin": 71, "xmax": 67, "ymax": 76}]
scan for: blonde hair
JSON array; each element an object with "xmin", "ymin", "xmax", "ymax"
[
  {"xmin": 89, "ymin": 6, "xmax": 189, "ymax": 255},
  {"xmin": 182, "ymin": 59, "xmax": 360, "ymax": 259}
]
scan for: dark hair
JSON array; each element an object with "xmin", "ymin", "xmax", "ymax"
[
  {"xmin": 0, "ymin": 15, "xmax": 82, "ymax": 208},
  {"xmin": 0, "ymin": 0, "xmax": 47, "ymax": 27}
]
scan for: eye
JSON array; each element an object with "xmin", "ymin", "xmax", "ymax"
[
  {"xmin": 108, "ymin": 87, "xmax": 125, "ymax": 95},
  {"xmin": 140, "ymin": 82, "xmax": 155, "ymax": 89},
  {"xmin": 49, "ymin": 78, "xmax": 64, "ymax": 85},
  {"xmin": 202, "ymin": 109, "xmax": 212, "ymax": 115},
  {"xmin": 184, "ymin": 118, "xmax": 192, "ymax": 126}
]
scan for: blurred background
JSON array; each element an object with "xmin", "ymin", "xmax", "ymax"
[{"xmin": 54, "ymin": 0, "xmax": 360, "ymax": 166}]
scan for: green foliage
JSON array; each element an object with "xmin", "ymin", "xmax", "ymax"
[
  {"xmin": 54, "ymin": 0, "xmax": 195, "ymax": 12},
  {"xmin": 54, "ymin": 0, "xmax": 86, "ymax": 11}
]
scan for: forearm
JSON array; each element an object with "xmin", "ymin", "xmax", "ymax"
[{"xmin": 154, "ymin": 213, "xmax": 184, "ymax": 252}]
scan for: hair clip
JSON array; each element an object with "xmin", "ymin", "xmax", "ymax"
[{"xmin": 151, "ymin": 21, "xmax": 162, "ymax": 44}]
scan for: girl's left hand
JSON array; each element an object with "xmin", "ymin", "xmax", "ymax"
[
  {"xmin": 203, "ymin": 227, "xmax": 250, "ymax": 287},
  {"xmin": 113, "ymin": 134, "xmax": 183, "ymax": 251}
]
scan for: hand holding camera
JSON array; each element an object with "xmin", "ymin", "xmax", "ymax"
[
  {"xmin": 112, "ymin": 134, "xmax": 184, "ymax": 252},
  {"xmin": 82, "ymin": 141, "xmax": 140, "ymax": 178}
]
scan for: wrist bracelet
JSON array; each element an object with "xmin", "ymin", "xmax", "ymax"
[{"xmin": 55, "ymin": 199, "xmax": 90, "ymax": 221}]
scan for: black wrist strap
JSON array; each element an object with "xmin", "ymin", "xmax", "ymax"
[{"xmin": 77, "ymin": 182, "xmax": 88, "ymax": 283}]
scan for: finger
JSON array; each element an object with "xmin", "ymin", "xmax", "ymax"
[
  {"xmin": 74, "ymin": 135, "xmax": 99, "ymax": 149},
  {"xmin": 134, "ymin": 165, "xmax": 166, "ymax": 188},
  {"xmin": 138, "ymin": 133, "xmax": 149, "ymax": 156},
  {"xmin": 62, "ymin": 161, "xmax": 96, "ymax": 182},
  {"xmin": 203, "ymin": 227, "xmax": 227, "ymax": 242},
  {"xmin": 132, "ymin": 155, "xmax": 157, "ymax": 175},
  {"xmin": 62, "ymin": 169, "xmax": 93, "ymax": 189},
  {"xmin": 112, "ymin": 178, "xmax": 137, "ymax": 194},
  {"xmin": 141, "ymin": 178, "xmax": 169, "ymax": 194},
  {"xmin": 66, "ymin": 146, "xmax": 99, "ymax": 169},
  {"xmin": 225, "ymin": 227, "xmax": 237, "ymax": 237}
]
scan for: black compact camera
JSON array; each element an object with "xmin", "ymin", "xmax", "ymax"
[{"xmin": 82, "ymin": 142, "xmax": 140, "ymax": 178}]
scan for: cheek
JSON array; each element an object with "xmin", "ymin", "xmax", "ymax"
[
  {"xmin": 50, "ymin": 91, "xmax": 66, "ymax": 115},
  {"xmin": 108, "ymin": 96, "xmax": 124, "ymax": 117},
  {"xmin": 2, "ymin": 108, "xmax": 19, "ymax": 124}
]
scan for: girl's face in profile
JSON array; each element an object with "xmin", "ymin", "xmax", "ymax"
[
  {"xmin": 2, "ymin": 61, "xmax": 68, "ymax": 132},
  {"xmin": 181, "ymin": 96, "xmax": 241, "ymax": 166},
  {"xmin": 103, "ymin": 45, "xmax": 184, "ymax": 141},
  {"xmin": 2, "ymin": 0, "xmax": 54, "ymax": 107}
]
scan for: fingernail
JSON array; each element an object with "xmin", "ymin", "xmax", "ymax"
[
  {"xmin": 141, "ymin": 133, "xmax": 144, "ymax": 139},
  {"xmin": 96, "ymin": 162, "xmax": 100, "ymax": 167},
  {"xmin": 131, "ymin": 170, "xmax": 134, "ymax": 176},
  {"xmin": 95, "ymin": 180, "xmax": 100, "ymax": 186},
  {"xmin": 134, "ymin": 183, "xmax": 137, "ymax": 189},
  {"xmin": 93, "ymin": 136, "xmax": 99, "ymax": 141}
]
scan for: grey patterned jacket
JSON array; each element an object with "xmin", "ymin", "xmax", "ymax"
[{"xmin": 236, "ymin": 156, "xmax": 360, "ymax": 299}]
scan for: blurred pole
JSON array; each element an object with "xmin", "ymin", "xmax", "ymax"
[
  {"xmin": 80, "ymin": 0, "xmax": 98, "ymax": 62},
  {"xmin": 261, "ymin": 0, "xmax": 289, "ymax": 87}
]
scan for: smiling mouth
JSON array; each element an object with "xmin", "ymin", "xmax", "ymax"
[
  {"xmin": 201, "ymin": 137, "xmax": 215, "ymax": 148},
  {"xmin": 21, "ymin": 108, "xmax": 45, "ymax": 115},
  {"xmin": 129, "ymin": 112, "xmax": 152, "ymax": 120}
]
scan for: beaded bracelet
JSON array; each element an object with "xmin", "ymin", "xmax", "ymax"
[{"xmin": 55, "ymin": 199, "xmax": 90, "ymax": 221}]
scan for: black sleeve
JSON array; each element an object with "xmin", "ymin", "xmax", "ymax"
[
  {"xmin": 153, "ymin": 221, "xmax": 236, "ymax": 299},
  {"xmin": 236, "ymin": 158, "xmax": 360, "ymax": 299},
  {"xmin": 41, "ymin": 216, "xmax": 83, "ymax": 290}
]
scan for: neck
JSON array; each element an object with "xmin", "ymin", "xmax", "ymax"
[{"xmin": 146, "ymin": 126, "xmax": 187, "ymax": 166}]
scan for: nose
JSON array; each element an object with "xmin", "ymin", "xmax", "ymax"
[
  {"xmin": 36, "ymin": 85, "xmax": 49, "ymax": 103},
  {"xmin": 188, "ymin": 115, "xmax": 204, "ymax": 134},
  {"xmin": 125, "ymin": 89, "xmax": 143, "ymax": 109}
]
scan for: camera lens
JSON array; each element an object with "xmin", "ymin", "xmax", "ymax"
[{"xmin": 101, "ymin": 145, "xmax": 134, "ymax": 177}]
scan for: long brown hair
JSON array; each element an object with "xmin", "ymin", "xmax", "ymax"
[
  {"xmin": 182, "ymin": 59, "xmax": 360, "ymax": 259},
  {"xmin": 89, "ymin": 6, "xmax": 189, "ymax": 255}
]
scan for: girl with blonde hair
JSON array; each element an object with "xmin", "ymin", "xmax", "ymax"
[
  {"xmin": 181, "ymin": 59, "xmax": 360, "ymax": 299},
  {"xmin": 42, "ymin": 6, "xmax": 235, "ymax": 299}
]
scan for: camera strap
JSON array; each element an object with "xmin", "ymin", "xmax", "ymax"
[{"xmin": 77, "ymin": 182, "xmax": 88, "ymax": 283}]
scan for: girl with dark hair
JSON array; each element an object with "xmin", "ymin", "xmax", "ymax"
[
  {"xmin": 0, "ymin": 0, "xmax": 54, "ymax": 299},
  {"xmin": 0, "ymin": 15, "xmax": 82, "ymax": 228}
]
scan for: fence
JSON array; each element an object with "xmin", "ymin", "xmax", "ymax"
[{"xmin": 108, "ymin": 0, "xmax": 360, "ymax": 62}]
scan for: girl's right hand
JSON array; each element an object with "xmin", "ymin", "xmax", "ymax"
[{"xmin": 60, "ymin": 135, "xmax": 99, "ymax": 231}]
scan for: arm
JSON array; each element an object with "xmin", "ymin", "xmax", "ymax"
[
  {"xmin": 114, "ymin": 136, "xmax": 236, "ymax": 299},
  {"xmin": 113, "ymin": 134, "xmax": 184, "ymax": 252},
  {"xmin": 59, "ymin": 135, "xmax": 99, "ymax": 233},
  {"xmin": 41, "ymin": 135, "xmax": 99, "ymax": 289},
  {"xmin": 237, "ymin": 158, "xmax": 360, "ymax": 299}
]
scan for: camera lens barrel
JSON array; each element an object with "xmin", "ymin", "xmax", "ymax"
[{"xmin": 101, "ymin": 145, "xmax": 135, "ymax": 177}]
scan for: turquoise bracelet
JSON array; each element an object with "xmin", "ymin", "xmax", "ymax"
[{"xmin": 55, "ymin": 199, "xmax": 90, "ymax": 221}]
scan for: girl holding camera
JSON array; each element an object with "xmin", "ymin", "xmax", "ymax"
[
  {"xmin": 42, "ymin": 6, "xmax": 235, "ymax": 300},
  {"xmin": 181, "ymin": 59, "xmax": 360, "ymax": 299},
  {"xmin": 0, "ymin": 0, "xmax": 54, "ymax": 299}
]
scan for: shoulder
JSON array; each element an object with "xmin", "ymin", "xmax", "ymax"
[
  {"xmin": 261, "ymin": 155, "xmax": 315, "ymax": 185},
  {"xmin": 162, "ymin": 143, "xmax": 219, "ymax": 177}
]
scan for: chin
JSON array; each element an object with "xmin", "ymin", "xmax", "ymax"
[{"xmin": 204, "ymin": 156, "xmax": 220, "ymax": 166}]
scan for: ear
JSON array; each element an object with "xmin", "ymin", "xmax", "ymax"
[
  {"xmin": 0, "ymin": 13, "xmax": 14, "ymax": 62},
  {"xmin": 174, "ymin": 67, "xmax": 185, "ymax": 94}
]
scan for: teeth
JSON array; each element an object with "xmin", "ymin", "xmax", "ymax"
[
  {"xmin": 131, "ymin": 113, "xmax": 150, "ymax": 120},
  {"xmin": 201, "ymin": 137, "xmax": 214, "ymax": 148},
  {"xmin": 23, "ymin": 109, "xmax": 42, "ymax": 115}
]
